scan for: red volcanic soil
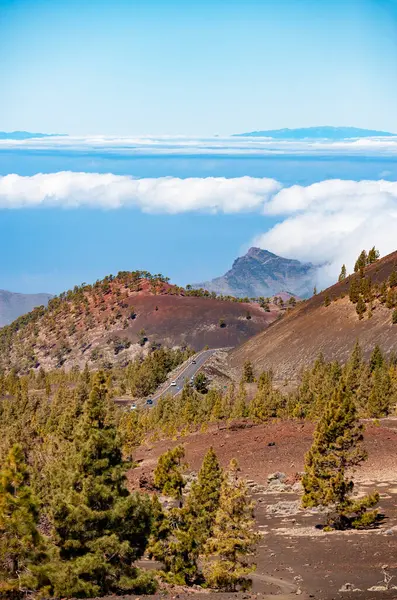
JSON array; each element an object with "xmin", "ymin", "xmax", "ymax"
[
  {"xmin": 131, "ymin": 419, "xmax": 397, "ymax": 487},
  {"xmin": 127, "ymin": 419, "xmax": 397, "ymax": 600},
  {"xmin": 115, "ymin": 292, "xmax": 278, "ymax": 351}
]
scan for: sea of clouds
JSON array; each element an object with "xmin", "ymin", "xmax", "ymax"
[
  {"xmin": 2, "ymin": 171, "xmax": 397, "ymax": 288},
  {"xmin": 1, "ymin": 133, "xmax": 397, "ymax": 156}
]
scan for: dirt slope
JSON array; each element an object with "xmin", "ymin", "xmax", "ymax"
[{"xmin": 229, "ymin": 250, "xmax": 397, "ymax": 381}]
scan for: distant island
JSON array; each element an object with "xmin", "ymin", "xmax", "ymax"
[
  {"xmin": 0, "ymin": 131, "xmax": 65, "ymax": 140},
  {"xmin": 233, "ymin": 126, "xmax": 395, "ymax": 140}
]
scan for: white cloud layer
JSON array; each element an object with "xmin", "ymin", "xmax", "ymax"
[
  {"xmin": 2, "ymin": 171, "xmax": 397, "ymax": 289},
  {"xmin": 254, "ymin": 179, "xmax": 397, "ymax": 288},
  {"xmin": 1, "ymin": 134, "xmax": 397, "ymax": 156},
  {"xmin": 0, "ymin": 172, "xmax": 280, "ymax": 212}
]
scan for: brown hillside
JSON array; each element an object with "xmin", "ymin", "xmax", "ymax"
[
  {"xmin": 0, "ymin": 271, "xmax": 280, "ymax": 373},
  {"xmin": 229, "ymin": 250, "xmax": 397, "ymax": 381}
]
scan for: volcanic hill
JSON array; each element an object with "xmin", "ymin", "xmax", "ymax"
[
  {"xmin": 193, "ymin": 247, "xmax": 316, "ymax": 299},
  {"xmin": 0, "ymin": 289, "xmax": 53, "ymax": 327},
  {"xmin": 229, "ymin": 250, "xmax": 397, "ymax": 381},
  {"xmin": 0, "ymin": 271, "xmax": 282, "ymax": 373}
]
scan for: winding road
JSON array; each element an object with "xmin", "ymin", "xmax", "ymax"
[{"xmin": 150, "ymin": 348, "xmax": 218, "ymax": 403}]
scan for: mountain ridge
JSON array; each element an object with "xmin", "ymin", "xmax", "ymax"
[
  {"xmin": 193, "ymin": 247, "xmax": 317, "ymax": 299},
  {"xmin": 0, "ymin": 289, "xmax": 53, "ymax": 327},
  {"xmin": 0, "ymin": 131, "xmax": 65, "ymax": 140},
  {"xmin": 233, "ymin": 126, "xmax": 395, "ymax": 139}
]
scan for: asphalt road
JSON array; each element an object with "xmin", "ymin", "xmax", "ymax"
[{"xmin": 150, "ymin": 348, "xmax": 218, "ymax": 403}]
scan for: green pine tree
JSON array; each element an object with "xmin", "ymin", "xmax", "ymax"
[
  {"xmin": 354, "ymin": 250, "xmax": 368, "ymax": 272},
  {"xmin": 367, "ymin": 246, "xmax": 380, "ymax": 264},
  {"xmin": 186, "ymin": 447, "xmax": 224, "ymax": 541},
  {"xmin": 389, "ymin": 270, "xmax": 397, "ymax": 289},
  {"xmin": 349, "ymin": 278, "xmax": 360, "ymax": 303},
  {"xmin": 338, "ymin": 264, "xmax": 347, "ymax": 282},
  {"xmin": 369, "ymin": 345, "xmax": 384, "ymax": 373},
  {"xmin": 231, "ymin": 382, "xmax": 248, "ymax": 419},
  {"xmin": 356, "ymin": 295, "xmax": 367, "ymax": 319},
  {"xmin": 242, "ymin": 361, "xmax": 255, "ymax": 383},
  {"xmin": 48, "ymin": 371, "xmax": 155, "ymax": 598},
  {"xmin": 203, "ymin": 469, "xmax": 259, "ymax": 591},
  {"xmin": 302, "ymin": 386, "xmax": 379, "ymax": 529},
  {"xmin": 0, "ymin": 444, "xmax": 48, "ymax": 598},
  {"xmin": 154, "ymin": 445, "xmax": 187, "ymax": 506},
  {"xmin": 367, "ymin": 366, "xmax": 393, "ymax": 417}
]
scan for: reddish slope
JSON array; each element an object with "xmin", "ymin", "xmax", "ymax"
[
  {"xmin": 0, "ymin": 273, "xmax": 281, "ymax": 372},
  {"xmin": 229, "ymin": 250, "xmax": 397, "ymax": 381}
]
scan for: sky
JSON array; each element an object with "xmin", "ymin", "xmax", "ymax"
[
  {"xmin": 1, "ymin": 0, "xmax": 397, "ymax": 135},
  {"xmin": 1, "ymin": 0, "xmax": 397, "ymax": 296}
]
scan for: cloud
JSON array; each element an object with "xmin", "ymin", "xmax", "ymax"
[
  {"xmin": 1, "ymin": 134, "xmax": 397, "ymax": 156},
  {"xmin": 2, "ymin": 172, "xmax": 397, "ymax": 291},
  {"xmin": 0, "ymin": 172, "xmax": 280, "ymax": 213},
  {"xmin": 254, "ymin": 179, "xmax": 397, "ymax": 288}
]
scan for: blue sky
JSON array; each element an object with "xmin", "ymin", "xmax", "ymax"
[
  {"xmin": 1, "ymin": 0, "xmax": 397, "ymax": 296},
  {"xmin": 1, "ymin": 0, "xmax": 397, "ymax": 134}
]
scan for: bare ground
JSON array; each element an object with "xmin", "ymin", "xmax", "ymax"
[{"xmin": 124, "ymin": 419, "xmax": 397, "ymax": 600}]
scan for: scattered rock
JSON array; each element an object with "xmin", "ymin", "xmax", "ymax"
[
  {"xmin": 266, "ymin": 500, "xmax": 300, "ymax": 516},
  {"xmin": 268, "ymin": 441, "xmax": 276, "ymax": 446},
  {"xmin": 339, "ymin": 583, "xmax": 361, "ymax": 592},
  {"xmin": 268, "ymin": 472, "xmax": 287, "ymax": 483}
]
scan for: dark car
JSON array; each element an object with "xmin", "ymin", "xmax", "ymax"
[{"xmin": 146, "ymin": 398, "xmax": 153, "ymax": 405}]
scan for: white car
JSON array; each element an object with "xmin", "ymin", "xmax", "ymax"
[
  {"xmin": 171, "ymin": 380, "xmax": 177, "ymax": 386},
  {"xmin": 130, "ymin": 403, "xmax": 137, "ymax": 410}
]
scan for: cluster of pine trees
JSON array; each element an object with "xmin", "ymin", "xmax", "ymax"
[
  {"xmin": 0, "ymin": 365, "xmax": 263, "ymax": 598},
  {"xmin": 120, "ymin": 344, "xmax": 397, "ymax": 450},
  {"xmin": 149, "ymin": 446, "xmax": 258, "ymax": 589},
  {"xmin": 0, "ymin": 372, "xmax": 157, "ymax": 598}
]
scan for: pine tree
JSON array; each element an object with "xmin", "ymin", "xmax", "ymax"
[
  {"xmin": 186, "ymin": 447, "xmax": 224, "ymax": 541},
  {"xmin": 356, "ymin": 295, "xmax": 367, "ymax": 319},
  {"xmin": 302, "ymin": 386, "xmax": 379, "ymax": 529},
  {"xmin": 389, "ymin": 270, "xmax": 397, "ymax": 289},
  {"xmin": 349, "ymin": 278, "xmax": 360, "ymax": 303},
  {"xmin": 367, "ymin": 366, "xmax": 393, "ymax": 417},
  {"xmin": 154, "ymin": 445, "xmax": 187, "ymax": 506},
  {"xmin": 345, "ymin": 342, "xmax": 363, "ymax": 395},
  {"xmin": 393, "ymin": 308, "xmax": 397, "ymax": 324},
  {"xmin": 203, "ymin": 470, "xmax": 259, "ymax": 591},
  {"xmin": 369, "ymin": 345, "xmax": 384, "ymax": 373},
  {"xmin": 231, "ymin": 382, "xmax": 248, "ymax": 419},
  {"xmin": 242, "ymin": 361, "xmax": 255, "ymax": 383},
  {"xmin": 367, "ymin": 246, "xmax": 380, "ymax": 264},
  {"xmin": 324, "ymin": 294, "xmax": 331, "ymax": 307},
  {"xmin": 313, "ymin": 286, "xmax": 317, "ymax": 296},
  {"xmin": 248, "ymin": 387, "xmax": 269, "ymax": 423},
  {"xmin": 354, "ymin": 250, "xmax": 368, "ymax": 272},
  {"xmin": 48, "ymin": 371, "xmax": 155, "ymax": 597},
  {"xmin": 0, "ymin": 444, "xmax": 48, "ymax": 598},
  {"xmin": 338, "ymin": 264, "xmax": 347, "ymax": 282}
]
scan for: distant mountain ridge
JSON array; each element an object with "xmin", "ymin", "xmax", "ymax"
[
  {"xmin": 0, "ymin": 290, "xmax": 53, "ymax": 327},
  {"xmin": 0, "ymin": 131, "xmax": 65, "ymax": 140},
  {"xmin": 193, "ymin": 247, "xmax": 317, "ymax": 299},
  {"xmin": 233, "ymin": 126, "xmax": 395, "ymax": 139}
]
